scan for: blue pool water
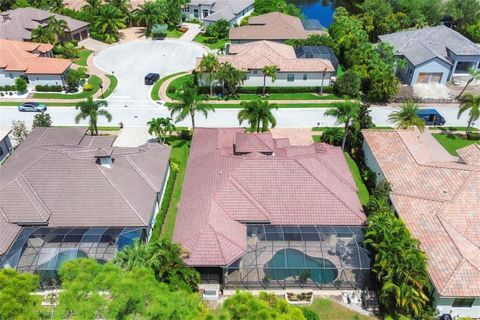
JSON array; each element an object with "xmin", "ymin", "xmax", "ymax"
[
  {"xmin": 264, "ymin": 248, "xmax": 338, "ymax": 283},
  {"xmin": 289, "ymin": 0, "xmax": 336, "ymax": 29}
]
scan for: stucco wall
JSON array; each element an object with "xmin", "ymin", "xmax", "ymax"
[
  {"xmin": 0, "ymin": 71, "xmax": 23, "ymax": 86},
  {"xmin": 27, "ymin": 74, "xmax": 65, "ymax": 86},
  {"xmin": 434, "ymin": 291, "xmax": 480, "ymax": 318},
  {"xmin": 199, "ymin": 71, "xmax": 331, "ymax": 87},
  {"xmin": 362, "ymin": 140, "xmax": 386, "ymax": 182},
  {"xmin": 411, "ymin": 58, "xmax": 451, "ymax": 85}
]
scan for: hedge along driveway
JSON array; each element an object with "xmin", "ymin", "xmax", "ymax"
[{"xmin": 33, "ymin": 76, "xmax": 102, "ymax": 99}]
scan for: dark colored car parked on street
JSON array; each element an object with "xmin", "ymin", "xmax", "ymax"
[
  {"xmin": 416, "ymin": 108, "xmax": 446, "ymax": 126},
  {"xmin": 144, "ymin": 73, "xmax": 160, "ymax": 85}
]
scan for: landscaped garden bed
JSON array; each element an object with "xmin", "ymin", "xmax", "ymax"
[{"xmin": 285, "ymin": 292, "xmax": 314, "ymax": 305}]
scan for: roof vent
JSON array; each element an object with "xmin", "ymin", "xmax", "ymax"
[
  {"xmin": 1, "ymin": 13, "xmax": 10, "ymax": 22},
  {"xmin": 95, "ymin": 148, "xmax": 114, "ymax": 168}
]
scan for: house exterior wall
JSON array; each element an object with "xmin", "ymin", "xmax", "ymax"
[
  {"xmin": 434, "ymin": 291, "xmax": 480, "ymax": 318},
  {"xmin": 68, "ymin": 26, "xmax": 89, "ymax": 41},
  {"xmin": 185, "ymin": 3, "xmax": 253, "ymax": 25},
  {"xmin": 26, "ymin": 73, "xmax": 66, "ymax": 86},
  {"xmin": 401, "ymin": 58, "xmax": 451, "ymax": 85},
  {"xmin": 362, "ymin": 140, "xmax": 385, "ymax": 182},
  {"xmin": 0, "ymin": 135, "xmax": 13, "ymax": 163},
  {"xmin": 0, "ymin": 70, "xmax": 24, "ymax": 86}
]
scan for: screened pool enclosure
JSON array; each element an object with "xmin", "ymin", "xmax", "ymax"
[
  {"xmin": 223, "ymin": 225, "xmax": 370, "ymax": 289},
  {"xmin": 0, "ymin": 227, "xmax": 145, "ymax": 287}
]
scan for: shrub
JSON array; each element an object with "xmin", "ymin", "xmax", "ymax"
[
  {"xmin": 334, "ymin": 69, "xmax": 361, "ymax": 98},
  {"xmin": 180, "ymin": 129, "xmax": 192, "ymax": 141},
  {"xmin": 32, "ymin": 112, "xmax": 52, "ymax": 128},
  {"xmin": 83, "ymin": 83, "xmax": 93, "ymax": 91},
  {"xmin": 467, "ymin": 132, "xmax": 480, "ymax": 140},
  {"xmin": 235, "ymin": 86, "xmax": 333, "ymax": 94},
  {"xmin": 167, "ymin": 86, "xmax": 177, "ymax": 94},
  {"xmin": 301, "ymin": 308, "xmax": 319, "ymax": 320},
  {"xmin": 204, "ymin": 19, "xmax": 230, "ymax": 40},
  {"xmin": 151, "ymin": 24, "xmax": 168, "ymax": 38},
  {"xmin": 0, "ymin": 85, "xmax": 17, "ymax": 91},
  {"xmin": 320, "ymin": 127, "xmax": 343, "ymax": 146},
  {"xmin": 65, "ymin": 67, "xmax": 88, "ymax": 92},
  {"xmin": 35, "ymin": 85, "xmax": 63, "ymax": 92},
  {"xmin": 15, "ymin": 77, "xmax": 28, "ymax": 93}
]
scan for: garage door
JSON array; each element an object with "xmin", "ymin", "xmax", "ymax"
[{"xmin": 417, "ymin": 72, "xmax": 443, "ymax": 83}]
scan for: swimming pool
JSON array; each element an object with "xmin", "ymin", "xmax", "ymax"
[{"xmin": 264, "ymin": 248, "xmax": 338, "ymax": 284}]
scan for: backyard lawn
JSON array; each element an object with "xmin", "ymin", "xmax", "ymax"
[
  {"xmin": 432, "ymin": 133, "xmax": 479, "ymax": 156},
  {"xmin": 193, "ymin": 34, "xmax": 227, "ymax": 50},
  {"xmin": 302, "ymin": 298, "xmax": 377, "ymax": 320},
  {"xmin": 33, "ymin": 76, "xmax": 102, "ymax": 99},
  {"xmin": 75, "ymin": 49, "xmax": 93, "ymax": 67}
]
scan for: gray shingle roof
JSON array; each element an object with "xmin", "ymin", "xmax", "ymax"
[
  {"xmin": 0, "ymin": 128, "xmax": 170, "ymax": 255},
  {"xmin": 202, "ymin": 0, "xmax": 253, "ymax": 23},
  {"xmin": 378, "ymin": 26, "xmax": 480, "ymax": 66}
]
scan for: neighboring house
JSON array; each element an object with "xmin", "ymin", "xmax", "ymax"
[
  {"xmin": 362, "ymin": 129, "xmax": 480, "ymax": 318},
  {"xmin": 183, "ymin": 0, "xmax": 254, "ymax": 25},
  {"xmin": 0, "ymin": 7, "xmax": 89, "ymax": 41},
  {"xmin": 0, "ymin": 128, "xmax": 13, "ymax": 163},
  {"xmin": 0, "ymin": 39, "xmax": 72, "ymax": 86},
  {"xmin": 196, "ymin": 41, "xmax": 335, "ymax": 87},
  {"xmin": 65, "ymin": 0, "xmax": 145, "ymax": 14},
  {"xmin": 229, "ymin": 12, "xmax": 324, "ymax": 44},
  {"xmin": 173, "ymin": 128, "xmax": 370, "ymax": 289},
  {"xmin": 379, "ymin": 26, "xmax": 480, "ymax": 85},
  {"xmin": 0, "ymin": 127, "xmax": 170, "ymax": 286}
]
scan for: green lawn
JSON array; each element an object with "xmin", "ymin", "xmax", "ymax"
[
  {"xmin": 219, "ymin": 93, "xmax": 343, "ymax": 101},
  {"xmin": 165, "ymin": 102, "xmax": 333, "ymax": 109},
  {"xmin": 160, "ymin": 136, "xmax": 191, "ymax": 240},
  {"xmin": 344, "ymin": 152, "xmax": 369, "ymax": 206},
  {"xmin": 166, "ymin": 28, "xmax": 184, "ymax": 38},
  {"xmin": 33, "ymin": 76, "xmax": 102, "ymax": 99},
  {"xmin": 151, "ymin": 71, "xmax": 188, "ymax": 101},
  {"xmin": 193, "ymin": 34, "xmax": 227, "ymax": 50},
  {"xmin": 432, "ymin": 133, "xmax": 479, "ymax": 156},
  {"xmin": 430, "ymin": 126, "xmax": 479, "ymax": 132},
  {"xmin": 100, "ymin": 75, "xmax": 118, "ymax": 99},
  {"xmin": 75, "ymin": 49, "xmax": 93, "ymax": 67},
  {"xmin": 303, "ymin": 298, "xmax": 377, "ymax": 320},
  {"xmin": 167, "ymin": 74, "xmax": 195, "ymax": 99}
]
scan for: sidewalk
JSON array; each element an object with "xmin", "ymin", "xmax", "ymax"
[{"xmin": 179, "ymin": 23, "xmax": 202, "ymax": 42}]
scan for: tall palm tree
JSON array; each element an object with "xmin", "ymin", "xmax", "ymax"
[
  {"xmin": 388, "ymin": 100, "xmax": 425, "ymax": 133},
  {"xmin": 457, "ymin": 93, "xmax": 480, "ymax": 135},
  {"xmin": 94, "ymin": 5, "xmax": 126, "ymax": 43},
  {"xmin": 238, "ymin": 100, "xmax": 278, "ymax": 133},
  {"xmin": 217, "ymin": 62, "xmax": 245, "ymax": 96},
  {"xmin": 169, "ymin": 82, "xmax": 214, "ymax": 128},
  {"xmin": 261, "ymin": 65, "xmax": 278, "ymax": 96},
  {"xmin": 324, "ymin": 102, "xmax": 360, "ymax": 150},
  {"xmin": 49, "ymin": 0, "xmax": 64, "ymax": 13},
  {"xmin": 198, "ymin": 53, "xmax": 220, "ymax": 96},
  {"xmin": 147, "ymin": 117, "xmax": 175, "ymax": 143},
  {"xmin": 75, "ymin": 97, "xmax": 112, "ymax": 136},
  {"xmin": 31, "ymin": 26, "xmax": 55, "ymax": 44},
  {"xmin": 48, "ymin": 17, "xmax": 70, "ymax": 43},
  {"xmin": 134, "ymin": 1, "xmax": 165, "ymax": 35},
  {"xmin": 457, "ymin": 67, "xmax": 480, "ymax": 98}
]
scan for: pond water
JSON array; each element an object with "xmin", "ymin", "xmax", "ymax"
[{"xmin": 288, "ymin": 0, "xmax": 336, "ymax": 29}]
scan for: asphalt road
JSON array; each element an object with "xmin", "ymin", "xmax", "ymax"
[{"xmin": 0, "ymin": 103, "xmax": 475, "ymax": 129}]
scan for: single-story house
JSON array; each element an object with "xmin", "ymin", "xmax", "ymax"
[
  {"xmin": 0, "ymin": 7, "xmax": 89, "ymax": 41},
  {"xmin": 229, "ymin": 12, "xmax": 324, "ymax": 44},
  {"xmin": 0, "ymin": 39, "xmax": 72, "ymax": 86},
  {"xmin": 173, "ymin": 128, "xmax": 370, "ymax": 289},
  {"xmin": 183, "ymin": 0, "xmax": 254, "ymax": 26},
  {"xmin": 0, "ymin": 128, "xmax": 13, "ymax": 163},
  {"xmin": 196, "ymin": 41, "xmax": 335, "ymax": 87},
  {"xmin": 0, "ymin": 127, "xmax": 171, "ymax": 286},
  {"xmin": 378, "ymin": 26, "xmax": 480, "ymax": 85},
  {"xmin": 362, "ymin": 129, "xmax": 480, "ymax": 318}
]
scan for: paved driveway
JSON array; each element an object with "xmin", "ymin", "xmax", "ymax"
[{"xmin": 94, "ymin": 39, "xmax": 205, "ymax": 104}]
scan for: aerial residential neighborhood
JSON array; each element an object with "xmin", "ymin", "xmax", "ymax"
[{"xmin": 0, "ymin": 0, "xmax": 479, "ymax": 319}]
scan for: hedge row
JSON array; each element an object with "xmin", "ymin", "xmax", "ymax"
[
  {"xmin": 35, "ymin": 85, "xmax": 63, "ymax": 92},
  {"xmin": 0, "ymin": 85, "xmax": 17, "ymax": 91}
]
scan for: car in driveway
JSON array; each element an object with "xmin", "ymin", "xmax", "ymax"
[
  {"xmin": 416, "ymin": 109, "xmax": 446, "ymax": 126},
  {"xmin": 18, "ymin": 102, "xmax": 47, "ymax": 112},
  {"xmin": 144, "ymin": 73, "xmax": 160, "ymax": 85}
]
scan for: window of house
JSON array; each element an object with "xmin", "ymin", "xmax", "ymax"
[
  {"xmin": 253, "ymin": 70, "xmax": 257, "ymax": 74},
  {"xmin": 203, "ymin": 10, "xmax": 209, "ymax": 17},
  {"xmin": 193, "ymin": 9, "xmax": 199, "ymax": 18},
  {"xmin": 287, "ymin": 74, "xmax": 295, "ymax": 82},
  {"xmin": 303, "ymin": 74, "xmax": 308, "ymax": 81},
  {"xmin": 452, "ymin": 298, "xmax": 474, "ymax": 308},
  {"xmin": 9, "ymin": 73, "xmax": 14, "ymax": 79}
]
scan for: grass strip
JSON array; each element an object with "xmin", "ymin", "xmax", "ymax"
[
  {"xmin": 166, "ymin": 102, "xmax": 332, "ymax": 109},
  {"xmin": 75, "ymin": 49, "xmax": 93, "ymax": 67},
  {"xmin": 100, "ymin": 75, "xmax": 118, "ymax": 99},
  {"xmin": 151, "ymin": 71, "xmax": 188, "ymax": 101},
  {"xmin": 344, "ymin": 152, "xmax": 369, "ymax": 206},
  {"xmin": 193, "ymin": 34, "xmax": 227, "ymax": 50},
  {"xmin": 0, "ymin": 101, "xmax": 78, "ymax": 106}
]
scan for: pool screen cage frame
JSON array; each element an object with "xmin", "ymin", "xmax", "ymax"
[
  {"xmin": 0, "ymin": 226, "xmax": 146, "ymax": 288},
  {"xmin": 223, "ymin": 225, "xmax": 371, "ymax": 289}
]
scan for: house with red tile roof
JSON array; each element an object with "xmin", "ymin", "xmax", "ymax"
[
  {"xmin": 173, "ymin": 128, "xmax": 370, "ymax": 289},
  {"xmin": 0, "ymin": 39, "xmax": 72, "ymax": 87},
  {"xmin": 0, "ymin": 127, "xmax": 171, "ymax": 286},
  {"xmin": 362, "ymin": 129, "xmax": 480, "ymax": 318}
]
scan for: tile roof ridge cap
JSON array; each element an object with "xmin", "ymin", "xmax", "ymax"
[
  {"xmin": 295, "ymin": 158, "xmax": 364, "ymax": 222},
  {"xmin": 390, "ymin": 190, "xmax": 448, "ymax": 203},
  {"xmin": 92, "ymin": 160, "xmax": 148, "ymax": 225},
  {"xmin": 438, "ymin": 257, "xmax": 467, "ymax": 296},
  {"xmin": 17, "ymin": 174, "xmax": 51, "ymax": 222},
  {"xmin": 315, "ymin": 156, "xmax": 357, "ymax": 191},
  {"xmin": 123, "ymin": 152, "xmax": 158, "ymax": 192},
  {"xmin": 228, "ymin": 176, "xmax": 271, "ymax": 220}
]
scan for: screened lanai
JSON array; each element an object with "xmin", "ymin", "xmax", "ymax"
[
  {"xmin": 223, "ymin": 225, "xmax": 370, "ymax": 289},
  {"xmin": 0, "ymin": 227, "xmax": 145, "ymax": 287}
]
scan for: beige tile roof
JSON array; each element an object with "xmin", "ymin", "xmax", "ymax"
[
  {"xmin": 457, "ymin": 144, "xmax": 480, "ymax": 166},
  {"xmin": 0, "ymin": 39, "xmax": 71, "ymax": 74},
  {"xmin": 362, "ymin": 129, "xmax": 480, "ymax": 297},
  {"xmin": 229, "ymin": 12, "xmax": 323, "ymax": 41},
  {"xmin": 197, "ymin": 40, "xmax": 334, "ymax": 72},
  {"xmin": 0, "ymin": 127, "xmax": 171, "ymax": 256}
]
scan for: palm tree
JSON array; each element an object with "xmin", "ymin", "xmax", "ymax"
[
  {"xmin": 134, "ymin": 1, "xmax": 166, "ymax": 35},
  {"xmin": 198, "ymin": 53, "xmax": 220, "ymax": 96},
  {"xmin": 457, "ymin": 67, "xmax": 480, "ymax": 98},
  {"xmin": 169, "ymin": 82, "xmax": 214, "ymax": 128},
  {"xmin": 49, "ymin": 0, "xmax": 64, "ymax": 13},
  {"xmin": 31, "ymin": 26, "xmax": 55, "ymax": 44},
  {"xmin": 48, "ymin": 17, "xmax": 70, "ymax": 43},
  {"xmin": 83, "ymin": 0, "xmax": 101, "ymax": 15},
  {"xmin": 106, "ymin": 0, "xmax": 132, "ymax": 19},
  {"xmin": 238, "ymin": 100, "xmax": 278, "ymax": 133},
  {"xmin": 388, "ymin": 100, "xmax": 425, "ymax": 133},
  {"xmin": 457, "ymin": 93, "xmax": 480, "ymax": 135},
  {"xmin": 94, "ymin": 5, "xmax": 126, "ymax": 43},
  {"xmin": 261, "ymin": 65, "xmax": 278, "ymax": 96},
  {"xmin": 147, "ymin": 117, "xmax": 175, "ymax": 143},
  {"xmin": 324, "ymin": 102, "xmax": 360, "ymax": 151},
  {"xmin": 74, "ymin": 97, "xmax": 112, "ymax": 136},
  {"xmin": 217, "ymin": 62, "xmax": 245, "ymax": 96}
]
